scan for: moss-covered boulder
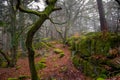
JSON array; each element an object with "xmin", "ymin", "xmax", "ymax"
[
  {"xmin": 35, "ymin": 58, "xmax": 47, "ymax": 71},
  {"xmin": 54, "ymin": 48, "xmax": 63, "ymax": 54},
  {"xmin": 7, "ymin": 78, "xmax": 18, "ymax": 80},
  {"xmin": 8, "ymin": 75, "xmax": 30, "ymax": 80},
  {"xmin": 67, "ymin": 32, "xmax": 120, "ymax": 79},
  {"xmin": 59, "ymin": 52, "xmax": 65, "ymax": 58},
  {"xmin": 34, "ymin": 38, "xmax": 53, "ymax": 50},
  {"xmin": 53, "ymin": 48, "xmax": 65, "ymax": 58}
]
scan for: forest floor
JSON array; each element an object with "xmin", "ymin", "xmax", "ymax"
[
  {"xmin": 0, "ymin": 43, "xmax": 120, "ymax": 80},
  {"xmin": 0, "ymin": 44, "xmax": 86, "ymax": 80}
]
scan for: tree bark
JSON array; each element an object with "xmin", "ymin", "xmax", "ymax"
[
  {"xmin": 9, "ymin": 0, "xmax": 18, "ymax": 67},
  {"xmin": 96, "ymin": 0, "xmax": 108, "ymax": 32},
  {"xmin": 26, "ymin": 16, "xmax": 47, "ymax": 80},
  {"xmin": 17, "ymin": 0, "xmax": 61, "ymax": 80}
]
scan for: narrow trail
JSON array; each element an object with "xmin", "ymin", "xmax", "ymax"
[
  {"xmin": 0, "ymin": 44, "xmax": 85, "ymax": 80},
  {"xmin": 38, "ymin": 44, "xmax": 85, "ymax": 80}
]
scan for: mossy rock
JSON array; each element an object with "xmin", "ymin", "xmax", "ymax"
[
  {"xmin": 7, "ymin": 78, "xmax": 18, "ymax": 80},
  {"xmin": 96, "ymin": 77, "xmax": 105, "ymax": 80},
  {"xmin": 73, "ymin": 55, "xmax": 109, "ymax": 78},
  {"xmin": 53, "ymin": 48, "xmax": 63, "ymax": 54},
  {"xmin": 15, "ymin": 66, "xmax": 21, "ymax": 70},
  {"xmin": 68, "ymin": 32, "xmax": 120, "ymax": 57},
  {"xmin": 8, "ymin": 75, "xmax": 30, "ymax": 80},
  {"xmin": 34, "ymin": 41, "xmax": 51, "ymax": 50},
  {"xmin": 72, "ymin": 56, "xmax": 80, "ymax": 68},
  {"xmin": 69, "ymin": 32, "xmax": 120, "ymax": 78},
  {"xmin": 59, "ymin": 53, "xmax": 65, "ymax": 58},
  {"xmin": 41, "ymin": 38, "xmax": 50, "ymax": 42},
  {"xmin": 39, "ymin": 58, "xmax": 46, "ymax": 63},
  {"xmin": 1, "ymin": 62, "xmax": 7, "ymax": 68},
  {"xmin": 35, "ymin": 59, "xmax": 47, "ymax": 71}
]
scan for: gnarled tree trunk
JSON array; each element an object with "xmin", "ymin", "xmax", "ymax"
[
  {"xmin": 26, "ymin": 16, "xmax": 47, "ymax": 80},
  {"xmin": 17, "ymin": 0, "xmax": 61, "ymax": 80}
]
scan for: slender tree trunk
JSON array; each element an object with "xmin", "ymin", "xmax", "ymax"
[
  {"xmin": 96, "ymin": 0, "xmax": 108, "ymax": 32},
  {"xmin": 26, "ymin": 16, "xmax": 47, "ymax": 80},
  {"xmin": 9, "ymin": 0, "xmax": 18, "ymax": 67},
  {"xmin": 63, "ymin": 22, "xmax": 71, "ymax": 44}
]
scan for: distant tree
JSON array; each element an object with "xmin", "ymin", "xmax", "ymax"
[
  {"xmin": 50, "ymin": 0, "xmax": 89, "ymax": 43},
  {"xmin": 96, "ymin": 0, "xmax": 108, "ymax": 32},
  {"xmin": 0, "ymin": 0, "xmax": 18, "ymax": 67},
  {"xmin": 105, "ymin": 0, "xmax": 120, "ymax": 32}
]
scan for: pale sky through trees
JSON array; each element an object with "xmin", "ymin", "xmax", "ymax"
[
  {"xmin": 27, "ymin": 0, "xmax": 109, "ymax": 11},
  {"xmin": 27, "ymin": 0, "xmax": 46, "ymax": 11},
  {"xmin": 2, "ymin": 0, "xmax": 110, "ymax": 12}
]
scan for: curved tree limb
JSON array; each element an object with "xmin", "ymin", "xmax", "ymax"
[
  {"xmin": 16, "ymin": 0, "xmax": 61, "ymax": 17},
  {"xmin": 16, "ymin": 0, "xmax": 43, "ymax": 16}
]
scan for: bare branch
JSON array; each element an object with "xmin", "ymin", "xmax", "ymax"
[
  {"xmin": 16, "ymin": 0, "xmax": 44, "ymax": 16},
  {"xmin": 53, "ymin": 7, "xmax": 62, "ymax": 11},
  {"xmin": 48, "ymin": 17, "xmax": 67, "ymax": 25},
  {"xmin": 16, "ymin": 0, "xmax": 62, "ymax": 17}
]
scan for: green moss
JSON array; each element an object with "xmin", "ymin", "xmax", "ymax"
[
  {"xmin": 1, "ymin": 62, "xmax": 7, "ymax": 68},
  {"xmin": 98, "ymin": 74, "xmax": 107, "ymax": 79},
  {"xmin": 59, "ymin": 52, "xmax": 65, "ymax": 58},
  {"xmin": 41, "ymin": 38, "xmax": 50, "ymax": 42},
  {"xmin": 18, "ymin": 75, "xmax": 30, "ymax": 80},
  {"xmin": 15, "ymin": 66, "xmax": 21, "ymax": 70},
  {"xmin": 96, "ymin": 77, "xmax": 105, "ymax": 80},
  {"xmin": 35, "ymin": 59, "xmax": 47, "ymax": 71},
  {"xmin": 36, "ymin": 62, "xmax": 46, "ymax": 71},
  {"xmin": 54, "ymin": 48, "xmax": 63, "ymax": 54},
  {"xmin": 72, "ymin": 56, "xmax": 80, "ymax": 68},
  {"xmin": 7, "ymin": 78, "xmax": 18, "ymax": 80},
  {"xmin": 80, "ymin": 59, "xmax": 95, "ymax": 77},
  {"xmin": 34, "ymin": 41, "xmax": 51, "ymax": 50},
  {"xmin": 53, "ymin": 48, "xmax": 65, "ymax": 58},
  {"xmin": 68, "ymin": 32, "xmax": 120, "ymax": 79},
  {"xmin": 8, "ymin": 75, "xmax": 30, "ymax": 80},
  {"xmin": 39, "ymin": 58, "xmax": 46, "ymax": 63}
]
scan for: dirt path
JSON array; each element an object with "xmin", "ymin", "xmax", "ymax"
[
  {"xmin": 0, "ymin": 44, "xmax": 85, "ymax": 80},
  {"xmin": 38, "ymin": 44, "xmax": 85, "ymax": 80}
]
